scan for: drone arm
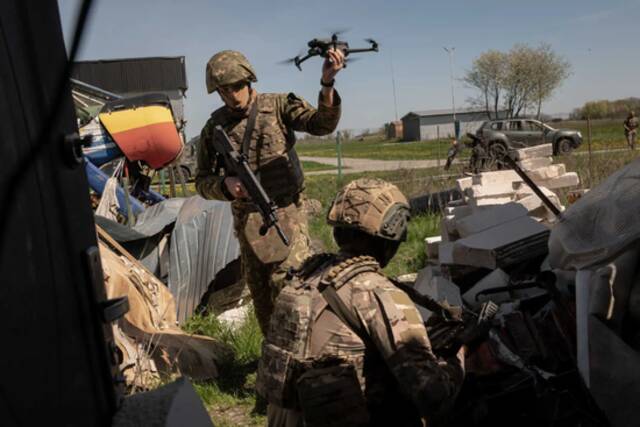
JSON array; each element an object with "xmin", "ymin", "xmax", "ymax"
[
  {"xmin": 295, "ymin": 53, "xmax": 316, "ymax": 70},
  {"xmin": 345, "ymin": 47, "xmax": 378, "ymax": 54}
]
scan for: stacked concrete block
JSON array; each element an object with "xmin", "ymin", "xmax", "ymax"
[
  {"xmin": 414, "ymin": 143, "xmax": 581, "ymax": 320},
  {"xmin": 440, "ymin": 143, "xmax": 580, "ymax": 234},
  {"xmin": 517, "ymin": 156, "xmax": 552, "ymax": 171},
  {"xmin": 455, "ymin": 203, "xmax": 528, "ymax": 238},
  {"xmin": 512, "ymin": 143, "xmax": 553, "ymax": 160}
]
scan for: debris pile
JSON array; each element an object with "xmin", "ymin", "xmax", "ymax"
[
  {"xmin": 404, "ymin": 145, "xmax": 614, "ymax": 425},
  {"xmin": 98, "ymin": 226, "xmax": 232, "ymax": 390}
]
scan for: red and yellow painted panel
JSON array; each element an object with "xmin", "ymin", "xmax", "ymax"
[{"xmin": 99, "ymin": 105, "xmax": 183, "ymax": 169}]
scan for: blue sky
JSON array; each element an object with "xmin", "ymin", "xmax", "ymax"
[{"xmin": 58, "ymin": 0, "xmax": 640, "ymax": 139}]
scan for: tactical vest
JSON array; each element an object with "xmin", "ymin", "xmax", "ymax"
[
  {"xmin": 256, "ymin": 254, "xmax": 381, "ymax": 427},
  {"xmin": 249, "ymin": 94, "xmax": 304, "ymax": 204}
]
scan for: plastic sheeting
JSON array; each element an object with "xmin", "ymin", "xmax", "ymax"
[
  {"xmin": 549, "ymin": 157, "xmax": 640, "ymax": 270},
  {"xmin": 169, "ymin": 197, "xmax": 240, "ymax": 323},
  {"xmin": 97, "ymin": 196, "xmax": 240, "ymax": 322}
]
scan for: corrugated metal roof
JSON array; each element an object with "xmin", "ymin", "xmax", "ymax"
[
  {"xmin": 72, "ymin": 56, "xmax": 188, "ymax": 94},
  {"xmin": 168, "ymin": 197, "xmax": 240, "ymax": 323}
]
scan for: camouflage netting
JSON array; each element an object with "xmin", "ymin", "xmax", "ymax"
[{"xmin": 549, "ymin": 157, "xmax": 640, "ymax": 270}]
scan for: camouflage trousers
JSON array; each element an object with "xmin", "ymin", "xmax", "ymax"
[
  {"xmin": 626, "ymin": 130, "xmax": 637, "ymax": 150},
  {"xmin": 233, "ymin": 200, "xmax": 313, "ymax": 335}
]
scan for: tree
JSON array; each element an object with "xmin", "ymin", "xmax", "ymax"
[
  {"xmin": 530, "ymin": 43, "xmax": 571, "ymax": 119},
  {"xmin": 463, "ymin": 50, "xmax": 506, "ymax": 120},
  {"xmin": 464, "ymin": 43, "xmax": 571, "ymax": 119}
]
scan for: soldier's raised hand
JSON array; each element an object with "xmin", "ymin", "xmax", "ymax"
[{"xmin": 321, "ymin": 48, "xmax": 345, "ymax": 84}]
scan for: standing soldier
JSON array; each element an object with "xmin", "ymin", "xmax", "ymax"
[
  {"xmin": 624, "ymin": 111, "xmax": 638, "ymax": 150},
  {"xmin": 257, "ymin": 178, "xmax": 465, "ymax": 427},
  {"xmin": 196, "ymin": 50, "xmax": 344, "ymax": 334}
]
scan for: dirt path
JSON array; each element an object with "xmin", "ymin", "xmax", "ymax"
[
  {"xmin": 302, "ymin": 148, "xmax": 630, "ymax": 175},
  {"xmin": 301, "ymin": 156, "xmax": 453, "ymax": 175}
]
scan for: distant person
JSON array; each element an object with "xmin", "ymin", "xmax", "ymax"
[
  {"xmin": 195, "ymin": 49, "xmax": 344, "ymax": 334},
  {"xmin": 444, "ymin": 139, "xmax": 459, "ymax": 170},
  {"xmin": 624, "ymin": 111, "xmax": 638, "ymax": 150}
]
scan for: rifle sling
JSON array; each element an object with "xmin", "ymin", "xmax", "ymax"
[
  {"xmin": 320, "ymin": 283, "xmax": 375, "ymax": 350},
  {"xmin": 241, "ymin": 100, "xmax": 259, "ymax": 157}
]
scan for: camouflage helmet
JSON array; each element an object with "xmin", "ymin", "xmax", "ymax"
[
  {"xmin": 327, "ymin": 178, "xmax": 411, "ymax": 241},
  {"xmin": 206, "ymin": 50, "xmax": 257, "ymax": 94}
]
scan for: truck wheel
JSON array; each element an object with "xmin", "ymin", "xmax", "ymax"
[
  {"xmin": 487, "ymin": 142, "xmax": 508, "ymax": 170},
  {"xmin": 179, "ymin": 165, "xmax": 192, "ymax": 182}
]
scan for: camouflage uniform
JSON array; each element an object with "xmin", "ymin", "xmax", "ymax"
[
  {"xmin": 196, "ymin": 52, "xmax": 341, "ymax": 333},
  {"xmin": 257, "ymin": 179, "xmax": 465, "ymax": 427},
  {"xmin": 624, "ymin": 112, "xmax": 638, "ymax": 150}
]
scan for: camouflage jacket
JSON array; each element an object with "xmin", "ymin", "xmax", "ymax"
[
  {"xmin": 195, "ymin": 90, "xmax": 341, "ymax": 205},
  {"xmin": 625, "ymin": 116, "xmax": 639, "ymax": 132},
  {"xmin": 260, "ymin": 254, "xmax": 465, "ymax": 426}
]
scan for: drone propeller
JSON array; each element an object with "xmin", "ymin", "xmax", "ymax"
[
  {"xmin": 277, "ymin": 57, "xmax": 298, "ymax": 65},
  {"xmin": 277, "ymin": 49, "xmax": 307, "ymax": 65},
  {"xmin": 325, "ymin": 27, "xmax": 351, "ymax": 36}
]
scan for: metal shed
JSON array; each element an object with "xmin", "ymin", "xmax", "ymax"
[
  {"xmin": 401, "ymin": 108, "xmax": 507, "ymax": 141},
  {"xmin": 72, "ymin": 56, "xmax": 188, "ymax": 132}
]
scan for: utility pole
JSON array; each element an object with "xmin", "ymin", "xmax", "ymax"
[
  {"xmin": 390, "ymin": 48, "xmax": 399, "ymax": 122},
  {"xmin": 443, "ymin": 47, "xmax": 457, "ymax": 140}
]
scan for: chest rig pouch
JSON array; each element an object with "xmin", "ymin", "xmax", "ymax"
[
  {"xmin": 256, "ymin": 255, "xmax": 380, "ymax": 427},
  {"xmin": 241, "ymin": 96, "xmax": 304, "ymax": 264}
]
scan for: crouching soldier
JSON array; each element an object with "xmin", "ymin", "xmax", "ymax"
[{"xmin": 256, "ymin": 178, "xmax": 465, "ymax": 427}]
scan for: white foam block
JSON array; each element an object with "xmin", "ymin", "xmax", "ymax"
[
  {"xmin": 472, "ymin": 170, "xmax": 520, "ymax": 186},
  {"xmin": 517, "ymin": 157, "xmax": 553, "ymax": 170},
  {"xmin": 425, "ymin": 236, "xmax": 442, "ymax": 259},
  {"xmin": 513, "ymin": 144, "xmax": 553, "ymax": 160},
  {"xmin": 455, "ymin": 203, "xmax": 529, "ymax": 237},
  {"xmin": 528, "ymin": 164, "xmax": 567, "ymax": 181},
  {"xmin": 451, "ymin": 216, "xmax": 548, "ymax": 269},
  {"xmin": 468, "ymin": 196, "xmax": 514, "ymax": 209},
  {"xmin": 538, "ymin": 172, "xmax": 580, "ymax": 189},
  {"xmin": 465, "ymin": 182, "xmax": 515, "ymax": 199},
  {"xmin": 456, "ymin": 177, "xmax": 473, "ymax": 193}
]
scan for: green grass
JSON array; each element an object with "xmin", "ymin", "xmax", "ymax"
[
  {"xmin": 560, "ymin": 119, "xmax": 629, "ymax": 152},
  {"xmin": 183, "ymin": 308, "xmax": 266, "ymax": 426},
  {"xmin": 296, "ymin": 120, "xmax": 630, "ymax": 161},
  {"xmin": 297, "ymin": 136, "xmax": 454, "ymax": 160},
  {"xmin": 304, "ymin": 168, "xmax": 450, "ymax": 277},
  {"xmin": 384, "ymin": 214, "xmax": 440, "ymax": 277},
  {"xmin": 173, "ymin": 147, "xmax": 640, "ymax": 425},
  {"xmin": 301, "ymin": 160, "xmax": 338, "ymax": 172}
]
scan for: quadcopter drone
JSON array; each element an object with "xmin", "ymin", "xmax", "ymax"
[{"xmin": 283, "ymin": 33, "xmax": 379, "ymax": 70}]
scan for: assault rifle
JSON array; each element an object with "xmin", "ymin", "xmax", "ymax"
[
  {"xmin": 395, "ymin": 281, "xmax": 498, "ymax": 357},
  {"xmin": 212, "ymin": 125, "xmax": 290, "ymax": 246}
]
